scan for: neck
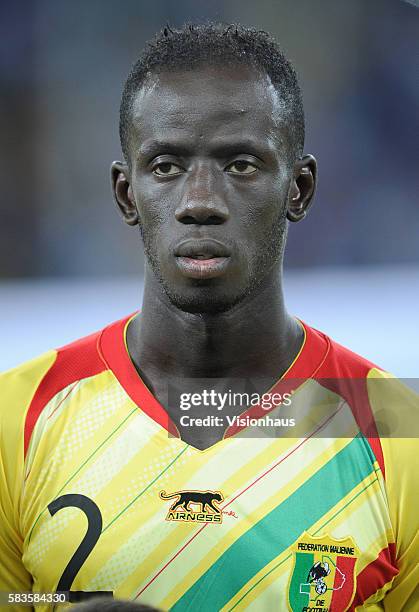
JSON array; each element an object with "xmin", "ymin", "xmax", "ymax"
[{"xmin": 127, "ymin": 265, "xmax": 303, "ymax": 382}]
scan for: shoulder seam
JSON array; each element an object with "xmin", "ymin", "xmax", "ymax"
[{"xmin": 23, "ymin": 331, "xmax": 107, "ymax": 457}]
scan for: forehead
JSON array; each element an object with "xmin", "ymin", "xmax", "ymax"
[{"xmin": 130, "ymin": 65, "xmax": 289, "ymax": 151}]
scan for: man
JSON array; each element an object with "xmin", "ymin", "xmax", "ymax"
[{"xmin": 0, "ymin": 23, "xmax": 417, "ymax": 612}]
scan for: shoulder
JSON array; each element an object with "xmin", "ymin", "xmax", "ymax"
[
  {"xmin": 306, "ymin": 324, "xmax": 419, "ymax": 565},
  {"xmin": 305, "ymin": 322, "xmax": 418, "ymax": 468},
  {"xmin": 303, "ymin": 322, "xmax": 410, "ymax": 419},
  {"xmin": 304, "ymin": 323, "xmax": 381, "ymax": 378},
  {"xmin": 309, "ymin": 324, "xmax": 418, "ymax": 431},
  {"xmin": 0, "ymin": 326, "xmax": 110, "ymax": 459},
  {"xmin": 0, "ymin": 327, "xmax": 106, "ymax": 416},
  {"xmin": 0, "ymin": 349, "xmax": 57, "ymax": 435}
]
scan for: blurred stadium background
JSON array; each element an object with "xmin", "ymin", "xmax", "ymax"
[{"xmin": 0, "ymin": 0, "xmax": 418, "ymax": 375}]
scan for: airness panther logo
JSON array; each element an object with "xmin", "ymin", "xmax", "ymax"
[{"xmin": 159, "ymin": 489, "xmax": 224, "ymax": 524}]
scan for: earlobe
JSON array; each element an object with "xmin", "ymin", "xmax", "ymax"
[
  {"xmin": 286, "ymin": 154, "xmax": 317, "ymax": 223},
  {"xmin": 110, "ymin": 161, "xmax": 140, "ymax": 226}
]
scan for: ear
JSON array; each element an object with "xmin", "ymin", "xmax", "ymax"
[
  {"xmin": 110, "ymin": 161, "xmax": 140, "ymax": 226},
  {"xmin": 286, "ymin": 154, "xmax": 317, "ymax": 223}
]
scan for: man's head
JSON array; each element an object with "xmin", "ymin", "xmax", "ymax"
[
  {"xmin": 119, "ymin": 23, "xmax": 305, "ymax": 165},
  {"xmin": 112, "ymin": 23, "xmax": 316, "ymax": 314}
]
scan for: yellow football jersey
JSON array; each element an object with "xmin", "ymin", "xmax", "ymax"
[{"xmin": 0, "ymin": 314, "xmax": 417, "ymax": 611}]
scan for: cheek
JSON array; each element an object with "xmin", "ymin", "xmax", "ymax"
[
  {"xmin": 134, "ymin": 184, "xmax": 169, "ymax": 232},
  {"xmin": 239, "ymin": 185, "xmax": 287, "ymax": 238},
  {"xmin": 236, "ymin": 166, "xmax": 290, "ymax": 219}
]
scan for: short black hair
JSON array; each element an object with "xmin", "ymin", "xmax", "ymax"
[{"xmin": 119, "ymin": 22, "xmax": 305, "ymax": 163}]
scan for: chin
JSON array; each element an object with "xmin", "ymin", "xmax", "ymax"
[
  {"xmin": 147, "ymin": 254, "xmax": 267, "ymax": 315},
  {"xmin": 162, "ymin": 283, "xmax": 248, "ymax": 315}
]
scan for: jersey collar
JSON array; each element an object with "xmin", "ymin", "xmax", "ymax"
[{"xmin": 99, "ymin": 312, "xmax": 330, "ymax": 439}]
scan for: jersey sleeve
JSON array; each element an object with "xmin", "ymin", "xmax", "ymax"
[
  {"xmin": 366, "ymin": 369, "xmax": 419, "ymax": 610},
  {"xmin": 0, "ymin": 351, "xmax": 56, "ymax": 603}
]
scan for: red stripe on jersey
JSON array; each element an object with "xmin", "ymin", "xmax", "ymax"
[
  {"xmin": 351, "ymin": 543, "xmax": 398, "ymax": 609},
  {"xmin": 224, "ymin": 321, "xmax": 330, "ymax": 438},
  {"xmin": 312, "ymin": 330, "xmax": 386, "ymax": 479},
  {"xmin": 99, "ymin": 314, "xmax": 179, "ymax": 436},
  {"xmin": 24, "ymin": 330, "xmax": 107, "ymax": 457}
]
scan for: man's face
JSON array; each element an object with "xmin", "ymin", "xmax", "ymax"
[{"xmin": 126, "ymin": 64, "xmax": 295, "ymax": 314}]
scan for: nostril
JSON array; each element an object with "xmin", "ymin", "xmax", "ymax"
[
  {"xmin": 178, "ymin": 214, "xmax": 225, "ymax": 225},
  {"xmin": 180, "ymin": 216, "xmax": 197, "ymax": 225},
  {"xmin": 206, "ymin": 216, "xmax": 224, "ymax": 225},
  {"xmin": 175, "ymin": 200, "xmax": 229, "ymax": 225}
]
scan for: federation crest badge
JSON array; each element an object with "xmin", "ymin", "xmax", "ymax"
[{"xmin": 287, "ymin": 532, "xmax": 359, "ymax": 612}]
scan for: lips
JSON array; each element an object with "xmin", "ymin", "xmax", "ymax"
[
  {"xmin": 174, "ymin": 239, "xmax": 231, "ymax": 259},
  {"xmin": 174, "ymin": 239, "xmax": 231, "ymax": 279}
]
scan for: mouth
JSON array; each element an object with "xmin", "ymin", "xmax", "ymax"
[{"xmin": 174, "ymin": 239, "xmax": 231, "ymax": 279}]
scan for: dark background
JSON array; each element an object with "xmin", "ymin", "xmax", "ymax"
[
  {"xmin": 1, "ymin": 0, "xmax": 418, "ymax": 278},
  {"xmin": 0, "ymin": 0, "xmax": 418, "ymax": 376}
]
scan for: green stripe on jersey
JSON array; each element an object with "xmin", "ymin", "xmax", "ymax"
[{"xmin": 171, "ymin": 434, "xmax": 375, "ymax": 612}]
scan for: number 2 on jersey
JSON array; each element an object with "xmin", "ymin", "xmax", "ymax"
[{"xmin": 48, "ymin": 493, "xmax": 113, "ymax": 603}]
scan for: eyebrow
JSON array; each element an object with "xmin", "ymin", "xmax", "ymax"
[
  {"xmin": 137, "ymin": 137, "xmax": 278, "ymax": 161},
  {"xmin": 138, "ymin": 140, "xmax": 192, "ymax": 160}
]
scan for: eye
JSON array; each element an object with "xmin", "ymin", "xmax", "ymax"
[
  {"xmin": 152, "ymin": 162, "xmax": 184, "ymax": 176},
  {"xmin": 226, "ymin": 160, "xmax": 258, "ymax": 175}
]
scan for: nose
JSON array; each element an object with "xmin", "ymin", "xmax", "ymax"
[{"xmin": 174, "ymin": 163, "xmax": 229, "ymax": 225}]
